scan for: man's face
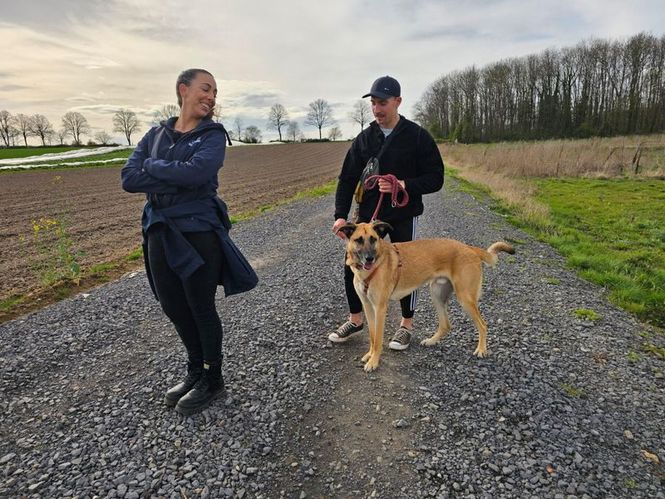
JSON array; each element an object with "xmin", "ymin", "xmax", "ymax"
[{"xmin": 370, "ymin": 96, "xmax": 401, "ymax": 127}]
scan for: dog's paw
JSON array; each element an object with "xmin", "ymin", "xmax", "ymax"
[
  {"xmin": 473, "ymin": 347, "xmax": 488, "ymax": 358},
  {"xmin": 421, "ymin": 338, "xmax": 439, "ymax": 347},
  {"xmin": 363, "ymin": 357, "xmax": 379, "ymax": 372},
  {"xmin": 361, "ymin": 351, "xmax": 372, "ymax": 362}
]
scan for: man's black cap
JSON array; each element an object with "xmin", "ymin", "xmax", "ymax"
[{"xmin": 362, "ymin": 75, "xmax": 401, "ymax": 99}]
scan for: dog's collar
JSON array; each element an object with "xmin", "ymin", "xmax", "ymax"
[{"xmin": 357, "ymin": 244, "xmax": 402, "ymax": 294}]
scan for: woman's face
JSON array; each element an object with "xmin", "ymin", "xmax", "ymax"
[{"xmin": 180, "ymin": 72, "xmax": 217, "ymax": 119}]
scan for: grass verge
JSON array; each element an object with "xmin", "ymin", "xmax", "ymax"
[
  {"xmin": 448, "ymin": 167, "xmax": 665, "ymax": 327},
  {"xmin": 229, "ymin": 179, "xmax": 337, "ymax": 223}
]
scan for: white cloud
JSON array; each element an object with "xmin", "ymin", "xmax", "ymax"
[{"xmin": 1, "ymin": 0, "xmax": 663, "ymax": 143}]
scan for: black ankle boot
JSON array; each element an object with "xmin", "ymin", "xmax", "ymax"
[
  {"xmin": 164, "ymin": 360, "xmax": 203, "ymax": 407},
  {"xmin": 175, "ymin": 363, "xmax": 224, "ymax": 416}
]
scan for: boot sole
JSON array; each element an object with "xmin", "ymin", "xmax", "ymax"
[
  {"xmin": 164, "ymin": 395, "xmax": 180, "ymax": 407},
  {"xmin": 175, "ymin": 388, "xmax": 224, "ymax": 416}
]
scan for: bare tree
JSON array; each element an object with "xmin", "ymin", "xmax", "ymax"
[
  {"xmin": 416, "ymin": 32, "xmax": 665, "ymax": 141},
  {"xmin": 9, "ymin": 128, "xmax": 20, "ymax": 146},
  {"xmin": 154, "ymin": 104, "xmax": 180, "ymax": 124},
  {"xmin": 305, "ymin": 99, "xmax": 335, "ymax": 139},
  {"xmin": 233, "ymin": 117, "xmax": 244, "ymax": 142},
  {"xmin": 286, "ymin": 120, "xmax": 301, "ymax": 142},
  {"xmin": 56, "ymin": 128, "xmax": 70, "ymax": 146},
  {"xmin": 267, "ymin": 103, "xmax": 289, "ymax": 141},
  {"xmin": 94, "ymin": 131, "xmax": 113, "ymax": 145},
  {"xmin": 349, "ymin": 100, "xmax": 371, "ymax": 132},
  {"xmin": 328, "ymin": 126, "xmax": 342, "ymax": 141},
  {"xmin": 113, "ymin": 109, "xmax": 141, "ymax": 145},
  {"xmin": 0, "ymin": 110, "xmax": 15, "ymax": 147},
  {"xmin": 243, "ymin": 125, "xmax": 262, "ymax": 143},
  {"xmin": 61, "ymin": 112, "xmax": 90, "ymax": 145},
  {"xmin": 14, "ymin": 114, "xmax": 33, "ymax": 146},
  {"xmin": 29, "ymin": 114, "xmax": 54, "ymax": 146}
]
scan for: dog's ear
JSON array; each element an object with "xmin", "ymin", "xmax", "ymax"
[
  {"xmin": 337, "ymin": 222, "xmax": 357, "ymax": 239},
  {"xmin": 372, "ymin": 220, "xmax": 393, "ymax": 238}
]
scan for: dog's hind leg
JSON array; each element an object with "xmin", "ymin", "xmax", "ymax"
[
  {"xmin": 421, "ymin": 278, "xmax": 454, "ymax": 347},
  {"xmin": 457, "ymin": 289, "xmax": 489, "ymax": 357}
]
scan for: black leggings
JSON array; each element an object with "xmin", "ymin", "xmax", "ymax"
[
  {"xmin": 344, "ymin": 217, "xmax": 418, "ymax": 319},
  {"xmin": 147, "ymin": 230, "xmax": 223, "ymax": 365}
]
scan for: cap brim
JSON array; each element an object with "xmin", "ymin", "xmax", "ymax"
[{"xmin": 362, "ymin": 91, "xmax": 394, "ymax": 99}]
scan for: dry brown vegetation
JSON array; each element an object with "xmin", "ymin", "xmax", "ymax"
[
  {"xmin": 438, "ymin": 134, "xmax": 665, "ymax": 223},
  {"xmin": 441, "ymin": 133, "xmax": 665, "ymax": 178}
]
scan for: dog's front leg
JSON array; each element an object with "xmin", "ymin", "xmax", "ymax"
[
  {"xmin": 358, "ymin": 293, "xmax": 375, "ymax": 364},
  {"xmin": 364, "ymin": 300, "xmax": 388, "ymax": 372}
]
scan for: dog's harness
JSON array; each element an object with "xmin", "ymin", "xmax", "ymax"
[
  {"xmin": 363, "ymin": 174, "xmax": 409, "ymax": 222},
  {"xmin": 357, "ymin": 244, "xmax": 403, "ymax": 294}
]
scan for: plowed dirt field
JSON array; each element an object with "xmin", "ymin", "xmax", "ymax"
[{"xmin": 0, "ymin": 142, "xmax": 349, "ymax": 305}]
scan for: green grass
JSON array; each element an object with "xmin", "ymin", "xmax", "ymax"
[
  {"xmin": 0, "ymin": 146, "xmax": 83, "ymax": 159},
  {"xmin": 0, "ymin": 294, "xmax": 26, "ymax": 312},
  {"xmin": 574, "ymin": 308, "xmax": 601, "ymax": 321},
  {"xmin": 448, "ymin": 169, "xmax": 665, "ymax": 327},
  {"xmin": 126, "ymin": 247, "xmax": 143, "ymax": 261},
  {"xmin": 642, "ymin": 343, "xmax": 665, "ymax": 360},
  {"xmin": 560, "ymin": 383, "xmax": 584, "ymax": 398},
  {"xmin": 534, "ymin": 178, "xmax": 665, "ymax": 327},
  {"xmin": 229, "ymin": 179, "xmax": 338, "ymax": 223}
]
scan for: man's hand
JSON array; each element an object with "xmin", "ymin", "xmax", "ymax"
[
  {"xmin": 332, "ymin": 218, "xmax": 347, "ymax": 239},
  {"xmin": 378, "ymin": 178, "xmax": 405, "ymax": 193}
]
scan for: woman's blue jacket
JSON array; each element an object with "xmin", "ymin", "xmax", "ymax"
[{"xmin": 121, "ymin": 117, "xmax": 257, "ymax": 297}]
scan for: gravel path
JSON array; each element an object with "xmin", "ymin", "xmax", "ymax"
[{"xmin": 1, "ymin": 177, "xmax": 663, "ymax": 498}]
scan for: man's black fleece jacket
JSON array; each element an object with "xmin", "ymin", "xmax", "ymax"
[{"xmin": 334, "ymin": 115, "xmax": 444, "ymax": 223}]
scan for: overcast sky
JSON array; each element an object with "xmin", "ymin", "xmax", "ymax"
[{"xmin": 1, "ymin": 0, "xmax": 663, "ymax": 144}]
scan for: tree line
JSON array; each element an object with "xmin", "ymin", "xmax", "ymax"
[
  {"xmin": 0, "ymin": 109, "xmax": 143, "ymax": 147},
  {"xmin": 0, "ymin": 97, "xmax": 373, "ymax": 148},
  {"xmin": 243, "ymin": 98, "xmax": 371, "ymax": 143},
  {"xmin": 414, "ymin": 32, "xmax": 665, "ymax": 143}
]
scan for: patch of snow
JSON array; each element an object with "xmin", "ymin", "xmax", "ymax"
[
  {"xmin": 0, "ymin": 158, "xmax": 126, "ymax": 171},
  {"xmin": 0, "ymin": 145, "xmax": 133, "ymax": 166}
]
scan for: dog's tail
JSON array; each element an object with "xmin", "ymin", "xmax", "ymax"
[{"xmin": 477, "ymin": 242, "xmax": 515, "ymax": 267}]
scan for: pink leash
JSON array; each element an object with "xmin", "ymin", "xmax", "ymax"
[{"xmin": 363, "ymin": 174, "xmax": 409, "ymax": 221}]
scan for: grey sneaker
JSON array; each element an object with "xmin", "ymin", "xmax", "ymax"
[
  {"xmin": 389, "ymin": 326, "xmax": 412, "ymax": 351},
  {"xmin": 328, "ymin": 321, "xmax": 363, "ymax": 343}
]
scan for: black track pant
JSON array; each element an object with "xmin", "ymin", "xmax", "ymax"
[
  {"xmin": 344, "ymin": 216, "xmax": 419, "ymax": 319},
  {"xmin": 147, "ymin": 230, "xmax": 223, "ymax": 365}
]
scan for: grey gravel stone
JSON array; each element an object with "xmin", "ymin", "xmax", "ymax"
[{"xmin": 0, "ymin": 178, "xmax": 663, "ymax": 499}]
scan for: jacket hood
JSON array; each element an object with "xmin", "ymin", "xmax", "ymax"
[
  {"xmin": 160, "ymin": 117, "xmax": 231, "ymax": 145},
  {"xmin": 161, "ymin": 117, "xmax": 227, "ymax": 133}
]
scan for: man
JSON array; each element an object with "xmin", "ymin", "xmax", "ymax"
[{"xmin": 330, "ymin": 75, "xmax": 444, "ymax": 350}]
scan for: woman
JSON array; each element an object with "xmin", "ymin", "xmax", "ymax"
[{"xmin": 121, "ymin": 68, "xmax": 257, "ymax": 416}]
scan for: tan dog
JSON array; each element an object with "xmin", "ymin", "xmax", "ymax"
[{"xmin": 338, "ymin": 221, "xmax": 514, "ymax": 372}]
